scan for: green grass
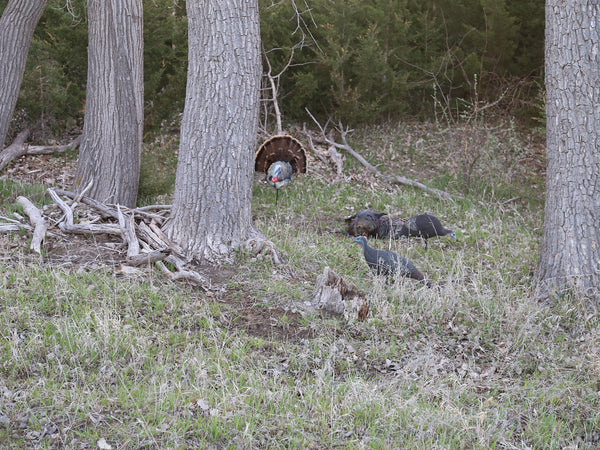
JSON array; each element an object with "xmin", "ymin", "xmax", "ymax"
[{"xmin": 1, "ymin": 121, "xmax": 598, "ymax": 448}]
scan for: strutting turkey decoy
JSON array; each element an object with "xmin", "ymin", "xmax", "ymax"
[
  {"xmin": 398, "ymin": 213, "xmax": 456, "ymax": 249},
  {"xmin": 255, "ymin": 135, "xmax": 307, "ymax": 205},
  {"xmin": 353, "ymin": 236, "xmax": 432, "ymax": 287},
  {"xmin": 345, "ymin": 208, "xmax": 405, "ymax": 239}
]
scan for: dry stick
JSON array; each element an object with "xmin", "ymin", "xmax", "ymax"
[
  {"xmin": 117, "ymin": 205, "xmax": 140, "ymax": 258},
  {"xmin": 27, "ymin": 135, "xmax": 82, "ymax": 155},
  {"xmin": 54, "ymin": 189, "xmax": 120, "ymax": 220},
  {"xmin": 126, "ymin": 249, "xmax": 171, "ymax": 267},
  {"xmin": 16, "ymin": 196, "xmax": 48, "ymax": 254},
  {"xmin": 47, "ymin": 188, "xmax": 121, "ymax": 235},
  {"xmin": 304, "ymin": 109, "xmax": 455, "ymax": 200},
  {"xmin": 0, "ymin": 223, "xmax": 32, "ymax": 233}
]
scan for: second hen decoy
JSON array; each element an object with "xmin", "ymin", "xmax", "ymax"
[
  {"xmin": 398, "ymin": 213, "xmax": 456, "ymax": 249},
  {"xmin": 255, "ymin": 135, "xmax": 307, "ymax": 205},
  {"xmin": 353, "ymin": 236, "xmax": 432, "ymax": 287},
  {"xmin": 345, "ymin": 209, "xmax": 405, "ymax": 239}
]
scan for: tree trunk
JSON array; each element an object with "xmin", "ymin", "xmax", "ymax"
[
  {"xmin": 536, "ymin": 0, "xmax": 600, "ymax": 304},
  {"xmin": 165, "ymin": 0, "xmax": 262, "ymax": 263},
  {"xmin": 74, "ymin": 0, "xmax": 144, "ymax": 208},
  {"xmin": 0, "ymin": 0, "xmax": 48, "ymax": 150}
]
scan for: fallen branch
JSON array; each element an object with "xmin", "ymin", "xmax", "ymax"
[
  {"xmin": 117, "ymin": 205, "xmax": 140, "ymax": 258},
  {"xmin": 304, "ymin": 109, "xmax": 455, "ymax": 200},
  {"xmin": 16, "ymin": 196, "xmax": 48, "ymax": 254},
  {"xmin": 0, "ymin": 132, "xmax": 81, "ymax": 172},
  {"xmin": 0, "ymin": 129, "xmax": 31, "ymax": 172},
  {"xmin": 126, "ymin": 248, "xmax": 171, "ymax": 267},
  {"xmin": 47, "ymin": 188, "xmax": 121, "ymax": 235}
]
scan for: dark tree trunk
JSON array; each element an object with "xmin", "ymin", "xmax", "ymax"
[
  {"xmin": 536, "ymin": 0, "xmax": 600, "ymax": 304},
  {"xmin": 0, "ymin": 0, "xmax": 48, "ymax": 150},
  {"xmin": 74, "ymin": 0, "xmax": 144, "ymax": 208},
  {"xmin": 165, "ymin": 0, "xmax": 262, "ymax": 263}
]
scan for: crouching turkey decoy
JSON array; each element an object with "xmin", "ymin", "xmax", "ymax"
[
  {"xmin": 353, "ymin": 236, "xmax": 432, "ymax": 287},
  {"xmin": 345, "ymin": 208, "xmax": 405, "ymax": 239},
  {"xmin": 255, "ymin": 135, "xmax": 307, "ymax": 205},
  {"xmin": 398, "ymin": 213, "xmax": 456, "ymax": 249}
]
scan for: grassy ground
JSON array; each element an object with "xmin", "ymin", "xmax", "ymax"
[{"xmin": 1, "ymin": 121, "xmax": 599, "ymax": 449}]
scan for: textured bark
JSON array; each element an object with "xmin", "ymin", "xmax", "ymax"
[
  {"xmin": 166, "ymin": 0, "xmax": 262, "ymax": 263},
  {"xmin": 536, "ymin": 0, "xmax": 600, "ymax": 303},
  {"xmin": 0, "ymin": 0, "xmax": 48, "ymax": 150},
  {"xmin": 74, "ymin": 0, "xmax": 143, "ymax": 208}
]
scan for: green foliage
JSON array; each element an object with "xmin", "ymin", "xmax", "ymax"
[
  {"xmin": 5, "ymin": 0, "xmax": 544, "ymax": 135},
  {"xmin": 259, "ymin": 0, "xmax": 544, "ymax": 123}
]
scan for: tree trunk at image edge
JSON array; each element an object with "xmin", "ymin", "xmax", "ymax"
[
  {"xmin": 536, "ymin": 0, "xmax": 600, "ymax": 304},
  {"xmin": 74, "ymin": 0, "xmax": 143, "ymax": 208},
  {"xmin": 165, "ymin": 0, "xmax": 262, "ymax": 263},
  {"xmin": 0, "ymin": 0, "xmax": 48, "ymax": 151}
]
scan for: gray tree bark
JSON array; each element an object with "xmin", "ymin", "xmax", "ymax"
[
  {"xmin": 165, "ymin": 0, "xmax": 262, "ymax": 263},
  {"xmin": 0, "ymin": 0, "xmax": 48, "ymax": 150},
  {"xmin": 536, "ymin": 0, "xmax": 600, "ymax": 304},
  {"xmin": 74, "ymin": 0, "xmax": 144, "ymax": 208}
]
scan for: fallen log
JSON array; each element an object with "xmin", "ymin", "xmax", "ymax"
[
  {"xmin": 16, "ymin": 196, "xmax": 48, "ymax": 254},
  {"xmin": 0, "ymin": 132, "xmax": 81, "ymax": 172}
]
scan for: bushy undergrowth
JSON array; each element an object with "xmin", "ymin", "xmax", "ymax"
[{"xmin": 1, "ymin": 122, "xmax": 598, "ymax": 449}]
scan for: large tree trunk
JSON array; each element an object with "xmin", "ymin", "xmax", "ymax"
[
  {"xmin": 536, "ymin": 0, "xmax": 600, "ymax": 304},
  {"xmin": 74, "ymin": 0, "xmax": 144, "ymax": 208},
  {"xmin": 0, "ymin": 0, "xmax": 48, "ymax": 150},
  {"xmin": 165, "ymin": 0, "xmax": 262, "ymax": 263}
]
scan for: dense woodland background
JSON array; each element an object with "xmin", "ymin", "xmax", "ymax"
[{"xmin": 1, "ymin": 0, "xmax": 545, "ymax": 143}]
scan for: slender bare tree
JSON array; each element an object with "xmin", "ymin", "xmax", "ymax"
[
  {"xmin": 74, "ymin": 0, "xmax": 143, "ymax": 208},
  {"xmin": 165, "ymin": 0, "xmax": 262, "ymax": 263},
  {"xmin": 0, "ymin": 0, "xmax": 48, "ymax": 150},
  {"xmin": 536, "ymin": 0, "xmax": 600, "ymax": 304}
]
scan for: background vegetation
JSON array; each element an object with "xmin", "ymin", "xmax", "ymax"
[{"xmin": 1, "ymin": 0, "xmax": 544, "ymax": 141}]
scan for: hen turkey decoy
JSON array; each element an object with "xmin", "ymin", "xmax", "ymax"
[
  {"xmin": 398, "ymin": 213, "xmax": 456, "ymax": 249},
  {"xmin": 255, "ymin": 135, "xmax": 307, "ymax": 205},
  {"xmin": 353, "ymin": 236, "xmax": 432, "ymax": 287},
  {"xmin": 346, "ymin": 209, "xmax": 405, "ymax": 239}
]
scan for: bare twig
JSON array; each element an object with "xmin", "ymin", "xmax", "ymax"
[{"xmin": 304, "ymin": 109, "xmax": 455, "ymax": 200}]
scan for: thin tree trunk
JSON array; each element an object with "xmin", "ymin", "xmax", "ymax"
[
  {"xmin": 0, "ymin": 0, "xmax": 48, "ymax": 150},
  {"xmin": 536, "ymin": 0, "xmax": 600, "ymax": 304},
  {"xmin": 165, "ymin": 0, "xmax": 262, "ymax": 263},
  {"xmin": 74, "ymin": 0, "xmax": 144, "ymax": 208}
]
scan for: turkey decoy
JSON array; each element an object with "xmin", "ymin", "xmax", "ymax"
[
  {"xmin": 255, "ymin": 135, "xmax": 307, "ymax": 205},
  {"xmin": 398, "ymin": 213, "xmax": 456, "ymax": 248},
  {"xmin": 353, "ymin": 236, "xmax": 432, "ymax": 287},
  {"xmin": 345, "ymin": 209, "xmax": 405, "ymax": 239}
]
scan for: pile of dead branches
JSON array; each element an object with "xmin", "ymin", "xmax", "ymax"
[{"xmin": 2, "ymin": 187, "xmax": 212, "ymax": 289}]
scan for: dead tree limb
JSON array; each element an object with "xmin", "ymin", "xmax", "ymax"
[
  {"xmin": 47, "ymin": 188, "xmax": 121, "ymax": 235},
  {"xmin": 304, "ymin": 109, "xmax": 455, "ymax": 200},
  {"xmin": 0, "ymin": 132, "xmax": 81, "ymax": 172},
  {"xmin": 126, "ymin": 248, "xmax": 171, "ymax": 267},
  {"xmin": 0, "ymin": 129, "xmax": 31, "ymax": 172},
  {"xmin": 27, "ymin": 135, "xmax": 82, "ymax": 155},
  {"xmin": 117, "ymin": 205, "xmax": 140, "ymax": 258},
  {"xmin": 16, "ymin": 196, "xmax": 48, "ymax": 254}
]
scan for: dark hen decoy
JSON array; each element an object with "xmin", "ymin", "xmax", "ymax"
[
  {"xmin": 353, "ymin": 236, "xmax": 432, "ymax": 287},
  {"xmin": 398, "ymin": 213, "xmax": 456, "ymax": 248},
  {"xmin": 345, "ymin": 209, "xmax": 405, "ymax": 238},
  {"xmin": 255, "ymin": 135, "xmax": 307, "ymax": 205}
]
